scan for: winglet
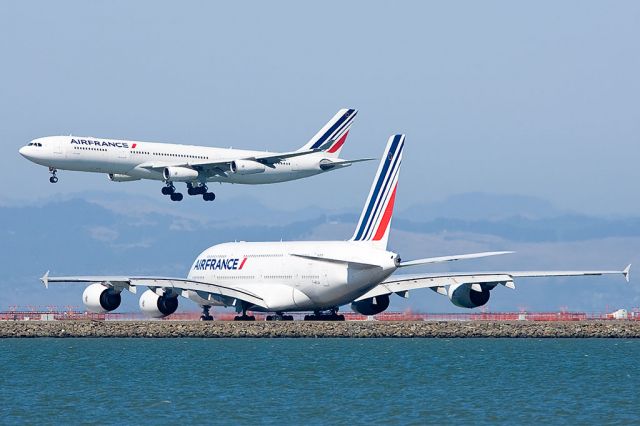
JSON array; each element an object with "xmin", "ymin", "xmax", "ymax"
[
  {"xmin": 623, "ymin": 264, "xmax": 631, "ymax": 283},
  {"xmin": 40, "ymin": 271, "xmax": 50, "ymax": 289}
]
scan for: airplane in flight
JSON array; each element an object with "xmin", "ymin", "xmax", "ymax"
[
  {"xmin": 19, "ymin": 108, "xmax": 368, "ymax": 201},
  {"xmin": 41, "ymin": 134, "xmax": 631, "ymax": 320}
]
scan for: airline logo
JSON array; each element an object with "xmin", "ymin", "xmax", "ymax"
[
  {"xmin": 310, "ymin": 108, "xmax": 357, "ymax": 152},
  {"xmin": 71, "ymin": 139, "xmax": 130, "ymax": 149},
  {"xmin": 352, "ymin": 134, "xmax": 404, "ymax": 242},
  {"xmin": 193, "ymin": 257, "xmax": 247, "ymax": 271}
]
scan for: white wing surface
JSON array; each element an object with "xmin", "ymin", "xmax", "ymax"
[
  {"xmin": 40, "ymin": 273, "xmax": 267, "ymax": 308},
  {"xmin": 354, "ymin": 265, "xmax": 631, "ymax": 302}
]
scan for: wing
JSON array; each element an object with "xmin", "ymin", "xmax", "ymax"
[
  {"xmin": 137, "ymin": 148, "xmax": 332, "ymax": 176},
  {"xmin": 40, "ymin": 272, "xmax": 267, "ymax": 309},
  {"xmin": 354, "ymin": 265, "xmax": 631, "ymax": 301}
]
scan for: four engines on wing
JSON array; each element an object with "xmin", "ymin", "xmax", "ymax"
[{"xmin": 82, "ymin": 284, "xmax": 178, "ymax": 318}]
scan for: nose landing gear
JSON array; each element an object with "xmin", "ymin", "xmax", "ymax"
[{"xmin": 49, "ymin": 167, "xmax": 58, "ymax": 183}]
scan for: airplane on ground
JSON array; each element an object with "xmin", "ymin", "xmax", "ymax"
[
  {"xmin": 19, "ymin": 108, "xmax": 369, "ymax": 201},
  {"xmin": 41, "ymin": 134, "xmax": 631, "ymax": 320}
]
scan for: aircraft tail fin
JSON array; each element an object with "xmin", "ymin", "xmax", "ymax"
[
  {"xmin": 298, "ymin": 108, "xmax": 357, "ymax": 157},
  {"xmin": 350, "ymin": 134, "xmax": 405, "ymax": 249}
]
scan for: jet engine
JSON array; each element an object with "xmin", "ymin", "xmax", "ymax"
[
  {"xmin": 108, "ymin": 173, "xmax": 141, "ymax": 182},
  {"xmin": 319, "ymin": 158, "xmax": 336, "ymax": 171},
  {"xmin": 139, "ymin": 289, "xmax": 179, "ymax": 318},
  {"xmin": 82, "ymin": 283, "xmax": 122, "ymax": 313},
  {"xmin": 163, "ymin": 166, "xmax": 199, "ymax": 182},
  {"xmin": 447, "ymin": 283, "xmax": 491, "ymax": 308},
  {"xmin": 229, "ymin": 160, "xmax": 265, "ymax": 175},
  {"xmin": 350, "ymin": 295, "xmax": 390, "ymax": 316}
]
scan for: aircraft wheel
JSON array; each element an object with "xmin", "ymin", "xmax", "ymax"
[
  {"xmin": 170, "ymin": 193, "xmax": 183, "ymax": 201},
  {"xmin": 49, "ymin": 176, "xmax": 58, "ymax": 184},
  {"xmin": 203, "ymin": 192, "xmax": 216, "ymax": 201}
]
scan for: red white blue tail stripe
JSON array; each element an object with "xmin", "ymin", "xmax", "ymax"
[
  {"xmin": 299, "ymin": 108, "xmax": 357, "ymax": 156},
  {"xmin": 351, "ymin": 134, "xmax": 404, "ymax": 247}
]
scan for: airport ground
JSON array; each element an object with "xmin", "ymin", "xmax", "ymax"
[{"xmin": 2, "ymin": 320, "xmax": 640, "ymax": 338}]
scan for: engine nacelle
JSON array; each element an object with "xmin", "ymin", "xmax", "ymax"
[
  {"xmin": 108, "ymin": 173, "xmax": 140, "ymax": 182},
  {"xmin": 82, "ymin": 283, "xmax": 122, "ymax": 313},
  {"xmin": 139, "ymin": 289, "xmax": 179, "ymax": 318},
  {"xmin": 319, "ymin": 158, "xmax": 336, "ymax": 171},
  {"xmin": 163, "ymin": 166, "xmax": 199, "ymax": 182},
  {"xmin": 229, "ymin": 160, "xmax": 265, "ymax": 175},
  {"xmin": 448, "ymin": 283, "xmax": 491, "ymax": 309},
  {"xmin": 351, "ymin": 294, "xmax": 390, "ymax": 316}
]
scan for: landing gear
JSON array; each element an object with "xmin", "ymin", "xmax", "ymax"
[
  {"xmin": 304, "ymin": 308, "xmax": 345, "ymax": 321},
  {"xmin": 187, "ymin": 183, "xmax": 215, "ymax": 201},
  {"xmin": 162, "ymin": 182, "xmax": 183, "ymax": 201},
  {"xmin": 234, "ymin": 314, "xmax": 256, "ymax": 321},
  {"xmin": 49, "ymin": 167, "xmax": 58, "ymax": 183},
  {"xmin": 234, "ymin": 304, "xmax": 256, "ymax": 321},
  {"xmin": 266, "ymin": 312, "xmax": 294, "ymax": 321},
  {"xmin": 200, "ymin": 305, "xmax": 214, "ymax": 321}
]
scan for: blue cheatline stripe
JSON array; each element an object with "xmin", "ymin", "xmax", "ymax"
[
  {"xmin": 310, "ymin": 109, "xmax": 356, "ymax": 149},
  {"xmin": 360, "ymin": 138, "xmax": 404, "ymax": 239},
  {"xmin": 354, "ymin": 135, "xmax": 403, "ymax": 240},
  {"xmin": 353, "ymin": 135, "xmax": 402, "ymax": 240}
]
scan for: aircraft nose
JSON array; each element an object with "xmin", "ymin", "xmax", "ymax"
[{"xmin": 19, "ymin": 146, "xmax": 28, "ymax": 158}]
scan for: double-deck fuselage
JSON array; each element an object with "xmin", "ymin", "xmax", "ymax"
[{"xmin": 185, "ymin": 241, "xmax": 399, "ymax": 312}]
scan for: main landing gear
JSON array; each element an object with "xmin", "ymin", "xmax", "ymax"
[
  {"xmin": 266, "ymin": 312, "xmax": 294, "ymax": 321},
  {"xmin": 49, "ymin": 167, "xmax": 58, "ymax": 183},
  {"xmin": 200, "ymin": 305, "xmax": 214, "ymax": 321},
  {"xmin": 234, "ymin": 304, "xmax": 256, "ymax": 321},
  {"xmin": 161, "ymin": 183, "xmax": 183, "ymax": 201},
  {"xmin": 187, "ymin": 183, "xmax": 216, "ymax": 201},
  {"xmin": 304, "ymin": 308, "xmax": 345, "ymax": 321},
  {"xmin": 162, "ymin": 182, "xmax": 215, "ymax": 202}
]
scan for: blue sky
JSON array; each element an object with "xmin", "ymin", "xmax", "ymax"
[{"xmin": 1, "ymin": 1, "xmax": 639, "ymax": 215}]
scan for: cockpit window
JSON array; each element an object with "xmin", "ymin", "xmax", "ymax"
[{"xmin": 27, "ymin": 142, "xmax": 42, "ymax": 147}]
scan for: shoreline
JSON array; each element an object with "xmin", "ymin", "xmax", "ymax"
[{"xmin": 1, "ymin": 320, "xmax": 640, "ymax": 338}]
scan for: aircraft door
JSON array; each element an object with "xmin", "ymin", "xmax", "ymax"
[
  {"xmin": 118, "ymin": 146, "xmax": 130, "ymax": 160},
  {"xmin": 53, "ymin": 140, "xmax": 64, "ymax": 156}
]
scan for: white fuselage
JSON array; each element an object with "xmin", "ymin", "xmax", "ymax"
[
  {"xmin": 19, "ymin": 136, "xmax": 334, "ymax": 184},
  {"xmin": 185, "ymin": 241, "xmax": 399, "ymax": 312}
]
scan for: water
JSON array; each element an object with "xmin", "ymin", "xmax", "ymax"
[{"xmin": 1, "ymin": 339, "xmax": 638, "ymax": 425}]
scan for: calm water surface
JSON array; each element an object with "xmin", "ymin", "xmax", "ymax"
[{"xmin": 1, "ymin": 339, "xmax": 638, "ymax": 425}]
